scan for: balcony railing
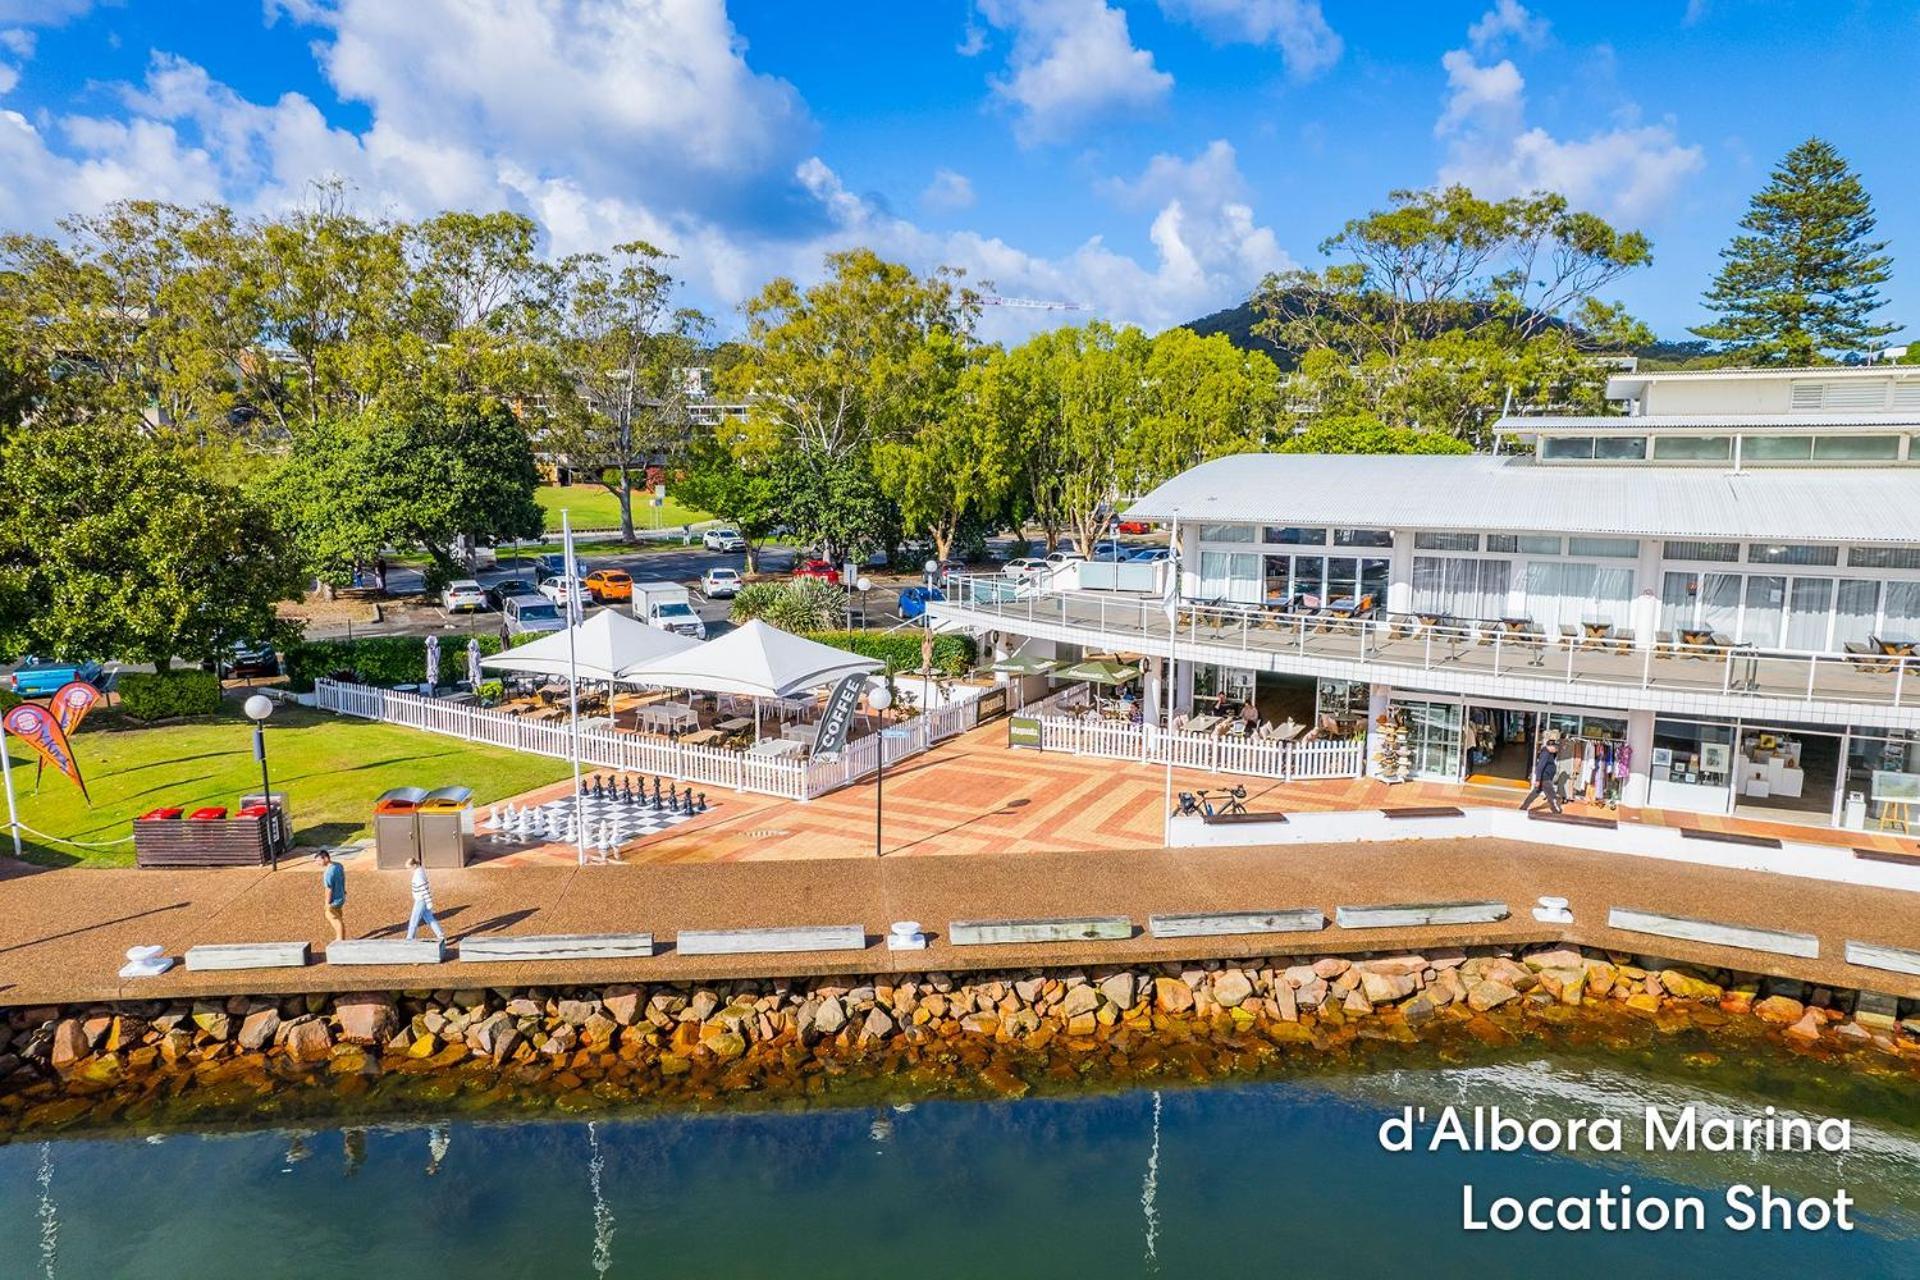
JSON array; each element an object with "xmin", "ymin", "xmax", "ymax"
[{"xmin": 936, "ymin": 575, "xmax": 1920, "ymax": 714}]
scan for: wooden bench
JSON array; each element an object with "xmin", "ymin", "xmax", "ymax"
[
  {"xmin": 1678, "ymin": 827, "xmax": 1782, "ymax": 849},
  {"xmin": 1201, "ymin": 810, "xmax": 1286, "ymax": 826},
  {"xmin": 184, "ymin": 941, "xmax": 310, "ymax": 972},
  {"xmin": 1844, "ymin": 939, "xmax": 1920, "ymax": 977},
  {"xmin": 1527, "ymin": 810, "xmax": 1618, "ymax": 829},
  {"xmin": 1853, "ymin": 846, "xmax": 1920, "ymax": 867},
  {"xmin": 1606, "ymin": 907, "xmax": 1817, "ymax": 959},
  {"xmin": 948, "ymin": 917, "xmax": 1132, "ymax": 946},
  {"xmin": 1334, "ymin": 901, "xmax": 1508, "ymax": 928},
  {"xmin": 1380, "ymin": 806, "xmax": 1465, "ymax": 820},
  {"xmin": 1149, "ymin": 909, "xmax": 1324, "ymax": 939},
  {"xmin": 325, "ymin": 938, "xmax": 445, "ymax": 965},
  {"xmin": 674, "ymin": 925, "xmax": 865, "ymax": 955},
  {"xmin": 458, "ymin": 933, "xmax": 655, "ymax": 962}
]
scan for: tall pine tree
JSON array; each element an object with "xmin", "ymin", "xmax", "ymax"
[{"xmin": 1693, "ymin": 138, "xmax": 1894, "ymax": 364}]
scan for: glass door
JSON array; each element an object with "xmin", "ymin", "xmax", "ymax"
[{"xmin": 1399, "ymin": 700, "xmax": 1463, "ymax": 779}]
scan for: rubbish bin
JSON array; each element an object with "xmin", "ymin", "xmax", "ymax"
[
  {"xmin": 373, "ymin": 786, "xmax": 429, "ymax": 869},
  {"xmin": 240, "ymin": 791, "xmax": 291, "ymax": 857},
  {"xmin": 417, "ymin": 786, "xmax": 475, "ymax": 868}
]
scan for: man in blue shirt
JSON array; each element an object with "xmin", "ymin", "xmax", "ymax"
[{"xmin": 316, "ymin": 849, "xmax": 348, "ymax": 941}]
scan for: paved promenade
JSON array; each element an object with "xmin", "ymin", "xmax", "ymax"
[{"xmin": 2, "ymin": 838, "xmax": 1915, "ymax": 1007}]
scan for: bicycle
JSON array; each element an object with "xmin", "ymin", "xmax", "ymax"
[{"xmin": 1172, "ymin": 784, "xmax": 1249, "ymax": 817}]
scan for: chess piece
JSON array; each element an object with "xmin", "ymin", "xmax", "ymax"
[
  {"xmin": 695, "ymin": 791, "xmax": 708, "ymax": 813},
  {"xmin": 651, "ymin": 778, "xmax": 664, "ymax": 811},
  {"xmin": 621, "ymin": 776, "xmax": 634, "ymax": 804}
]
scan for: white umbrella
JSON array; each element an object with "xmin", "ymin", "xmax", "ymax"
[
  {"xmin": 481, "ymin": 610, "xmax": 699, "ymax": 682},
  {"xmin": 466, "ymin": 637, "xmax": 483, "ymax": 689},
  {"xmin": 423, "ymin": 634, "xmax": 441, "ymax": 691},
  {"xmin": 617, "ymin": 619, "xmax": 880, "ymax": 697}
]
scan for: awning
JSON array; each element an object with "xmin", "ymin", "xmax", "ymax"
[
  {"xmin": 989, "ymin": 654, "xmax": 1057, "ymax": 675},
  {"xmin": 1053, "ymin": 659, "xmax": 1141, "ymax": 686},
  {"xmin": 618, "ymin": 619, "xmax": 882, "ymax": 698},
  {"xmin": 480, "ymin": 610, "xmax": 698, "ymax": 682}
]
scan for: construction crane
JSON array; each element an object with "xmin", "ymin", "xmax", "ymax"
[{"xmin": 979, "ymin": 295, "xmax": 1091, "ymax": 312}]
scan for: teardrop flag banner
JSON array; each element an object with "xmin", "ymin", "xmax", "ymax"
[
  {"xmin": 33, "ymin": 681, "xmax": 103, "ymax": 789},
  {"xmin": 3, "ymin": 702, "xmax": 89, "ymax": 803}
]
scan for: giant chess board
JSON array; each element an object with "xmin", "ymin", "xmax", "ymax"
[{"xmin": 482, "ymin": 775, "xmax": 714, "ymax": 854}]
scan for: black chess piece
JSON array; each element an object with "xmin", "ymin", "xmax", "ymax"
[
  {"xmin": 621, "ymin": 775, "xmax": 634, "ymax": 804},
  {"xmin": 695, "ymin": 791, "xmax": 708, "ymax": 813},
  {"xmin": 591, "ymin": 774, "xmax": 604, "ymax": 800},
  {"xmin": 681, "ymin": 784, "xmax": 694, "ymax": 813},
  {"xmin": 651, "ymin": 776, "xmax": 664, "ymax": 809}
]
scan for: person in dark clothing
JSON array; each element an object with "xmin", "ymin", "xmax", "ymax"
[{"xmin": 1519, "ymin": 739, "xmax": 1563, "ymax": 813}]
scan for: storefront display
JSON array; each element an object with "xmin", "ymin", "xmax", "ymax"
[
  {"xmin": 1390, "ymin": 697, "xmax": 1462, "ymax": 779},
  {"xmin": 1844, "ymin": 730, "xmax": 1920, "ymax": 829},
  {"xmin": 1648, "ymin": 717, "xmax": 1735, "ymax": 814}
]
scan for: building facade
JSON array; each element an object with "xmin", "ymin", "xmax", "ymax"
[{"xmin": 928, "ymin": 365, "xmax": 1920, "ymax": 835}]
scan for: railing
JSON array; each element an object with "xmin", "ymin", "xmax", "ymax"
[
  {"xmin": 1033, "ymin": 711, "xmax": 1364, "ymax": 781},
  {"xmin": 314, "ymin": 678, "xmax": 985, "ymax": 802},
  {"xmin": 937, "ymin": 575, "xmax": 1920, "ymax": 714}
]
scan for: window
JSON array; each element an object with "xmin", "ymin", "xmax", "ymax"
[
  {"xmin": 1541, "ymin": 436, "xmax": 1595, "ymax": 460},
  {"xmin": 1741, "ymin": 576, "xmax": 1785, "ymax": 647},
  {"xmin": 1263, "ymin": 526, "xmax": 1327, "ymax": 545},
  {"xmin": 1665, "ymin": 540, "xmax": 1739, "ymax": 562},
  {"xmin": 1198, "ymin": 523, "xmax": 1254, "ymax": 543},
  {"xmin": 1524, "ymin": 561, "xmax": 1635, "ymax": 628},
  {"xmin": 1747, "ymin": 543, "xmax": 1839, "ymax": 567},
  {"xmin": 1743, "ymin": 435, "xmax": 1813, "ymax": 461},
  {"xmin": 1485, "ymin": 535, "xmax": 1516, "ymax": 554},
  {"xmin": 1850, "ymin": 546, "xmax": 1920, "ymax": 570},
  {"xmin": 1884, "ymin": 582, "xmax": 1920, "ymax": 639},
  {"xmin": 1333, "ymin": 528, "xmax": 1392, "ymax": 547},
  {"xmin": 1835, "ymin": 580, "xmax": 1879, "ymax": 647},
  {"xmin": 1415, "ymin": 531, "xmax": 1480, "ymax": 551},
  {"xmin": 1487, "ymin": 533, "xmax": 1567, "ymax": 554},
  {"xmin": 1785, "ymin": 577, "xmax": 1834, "ymax": 650},
  {"xmin": 1652, "ymin": 718, "xmax": 1735, "ymax": 789},
  {"xmin": 1198, "ymin": 551, "xmax": 1262, "ymax": 603},
  {"xmin": 1813, "ymin": 434, "xmax": 1901, "ymax": 461},
  {"xmin": 1412, "ymin": 556, "xmax": 1510, "ymax": 619},
  {"xmin": 1594, "ymin": 437, "xmax": 1648, "ymax": 460},
  {"xmin": 1652, "ymin": 435, "xmax": 1732, "ymax": 461},
  {"xmin": 1568, "ymin": 536, "xmax": 1639, "ymax": 559}
]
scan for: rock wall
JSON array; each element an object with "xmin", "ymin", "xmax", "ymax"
[{"xmin": 3, "ymin": 945, "xmax": 1917, "ymax": 1135}]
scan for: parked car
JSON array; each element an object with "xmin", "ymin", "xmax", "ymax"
[
  {"xmin": 442, "ymin": 579, "xmax": 488, "ymax": 612},
  {"xmin": 1003, "ymin": 557, "xmax": 1048, "ymax": 581},
  {"xmin": 1129, "ymin": 546, "xmax": 1173, "ymax": 563},
  {"xmin": 701, "ymin": 567, "xmax": 742, "ymax": 598},
  {"xmin": 502, "ymin": 595, "xmax": 566, "ymax": 637},
  {"xmin": 1116, "ymin": 518, "xmax": 1154, "ymax": 535},
  {"xmin": 538, "ymin": 576, "xmax": 591, "ymax": 607},
  {"xmin": 1089, "ymin": 540, "xmax": 1131, "ymax": 561},
  {"xmin": 484, "ymin": 578, "xmax": 536, "ymax": 611},
  {"xmin": 898, "ymin": 585, "xmax": 945, "ymax": 620},
  {"xmin": 205, "ymin": 641, "xmax": 279, "ymax": 680},
  {"xmin": 1044, "ymin": 549, "xmax": 1086, "ymax": 568},
  {"xmin": 10, "ymin": 657, "xmax": 105, "ymax": 697},
  {"xmin": 793, "ymin": 559, "xmax": 842, "ymax": 585},
  {"xmin": 531, "ymin": 553, "xmax": 569, "ymax": 583},
  {"xmin": 584, "ymin": 568, "xmax": 633, "ymax": 602},
  {"xmin": 702, "ymin": 527, "xmax": 747, "ymax": 552},
  {"xmin": 928, "ymin": 558, "xmax": 965, "ymax": 583}
]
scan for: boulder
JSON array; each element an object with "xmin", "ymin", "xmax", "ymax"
[
  {"xmin": 688, "ymin": 990, "xmax": 720, "ymax": 1021},
  {"xmin": 284, "ymin": 1018, "xmax": 334, "ymax": 1064},
  {"xmin": 1783, "ymin": 1011, "xmax": 1826, "ymax": 1045},
  {"xmin": 1098, "ymin": 973, "xmax": 1136, "ymax": 1010},
  {"xmin": 555, "ymin": 998, "xmax": 599, "ymax": 1026},
  {"xmin": 1361, "ymin": 956, "xmax": 1426, "ymax": 978},
  {"xmin": 1342, "ymin": 987, "xmax": 1373, "ymax": 1015},
  {"xmin": 1312, "ymin": 958, "xmax": 1351, "ymax": 978},
  {"xmin": 603, "ymin": 985, "xmax": 644, "ymax": 1026},
  {"xmin": 106, "ymin": 1015, "xmax": 148, "ymax": 1054},
  {"xmin": 1272, "ymin": 980, "xmax": 1298, "ymax": 1021},
  {"xmin": 541, "ymin": 1025, "xmax": 578, "ymax": 1056},
  {"xmin": 1293, "ymin": 977, "xmax": 1327, "ymax": 1009},
  {"xmin": 1401, "ymin": 993, "xmax": 1438, "ymax": 1027},
  {"xmin": 860, "ymin": 1008, "xmax": 896, "ymax": 1042},
  {"xmin": 1360, "ymin": 971, "xmax": 1416, "ymax": 1004},
  {"xmin": 1059, "ymin": 985, "xmax": 1101, "ymax": 1019},
  {"xmin": 335, "ymin": 996, "xmax": 398, "ymax": 1046},
  {"xmin": 1467, "ymin": 980, "xmax": 1519, "ymax": 1012},
  {"xmin": 1066, "ymin": 1012, "xmax": 1098, "ymax": 1037},
  {"xmin": 237, "ymin": 1007, "xmax": 282, "ymax": 1052},
  {"xmin": 190, "ymin": 1001, "xmax": 232, "ymax": 1042},
  {"xmin": 1753, "ymin": 995, "xmax": 1805, "ymax": 1025},
  {"xmin": 1154, "ymin": 977, "xmax": 1195, "ymax": 1015},
  {"xmin": 1523, "ymin": 947, "xmax": 1587, "ymax": 972},
  {"xmin": 813, "ymin": 997, "xmax": 847, "ymax": 1035},
  {"xmin": 1211, "ymin": 970, "xmax": 1254, "ymax": 1009},
  {"xmin": 48, "ymin": 1019, "xmax": 90, "ymax": 1071},
  {"xmin": 1659, "ymin": 970, "xmax": 1724, "ymax": 1003}
]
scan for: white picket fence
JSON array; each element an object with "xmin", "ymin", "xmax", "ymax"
[
  {"xmin": 314, "ymin": 678, "xmax": 982, "ymax": 801},
  {"xmin": 1034, "ymin": 713, "xmax": 1364, "ymax": 782}
]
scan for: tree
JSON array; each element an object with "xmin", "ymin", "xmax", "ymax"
[
  {"xmin": 868, "ymin": 331, "xmax": 1012, "ymax": 561},
  {"xmin": 0, "ymin": 415, "xmax": 304, "ymax": 667},
  {"xmin": 548, "ymin": 241, "xmax": 705, "ymax": 540},
  {"xmin": 1132, "ymin": 327, "xmax": 1281, "ymax": 482},
  {"xmin": 1276, "ymin": 413, "xmax": 1473, "ymax": 455},
  {"xmin": 673, "ymin": 432, "xmax": 781, "ymax": 572},
  {"xmin": 1693, "ymin": 138, "xmax": 1896, "ymax": 363}
]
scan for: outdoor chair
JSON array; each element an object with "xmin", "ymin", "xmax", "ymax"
[
  {"xmin": 1170, "ymin": 713, "xmax": 1190, "ymax": 733},
  {"xmin": 1844, "ymin": 641, "xmax": 1900, "ymax": 675}
]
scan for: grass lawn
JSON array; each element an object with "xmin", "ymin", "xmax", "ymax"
[
  {"xmin": 535, "ymin": 483, "xmax": 709, "ymax": 533},
  {"xmin": 4, "ymin": 706, "xmax": 569, "ymax": 868}
]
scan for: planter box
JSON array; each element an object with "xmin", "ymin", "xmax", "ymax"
[{"xmin": 134, "ymin": 812, "xmax": 276, "ymax": 868}]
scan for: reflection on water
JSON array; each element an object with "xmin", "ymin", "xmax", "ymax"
[{"xmin": 1, "ymin": 1055, "xmax": 1914, "ymax": 1280}]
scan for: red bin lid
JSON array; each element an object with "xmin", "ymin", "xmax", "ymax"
[
  {"xmin": 138, "ymin": 807, "xmax": 185, "ymax": 821},
  {"xmin": 188, "ymin": 806, "xmax": 229, "ymax": 820}
]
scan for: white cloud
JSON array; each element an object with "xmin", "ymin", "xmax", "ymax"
[
  {"xmin": 1155, "ymin": 0, "xmax": 1341, "ymax": 78},
  {"xmin": 0, "ymin": 1, "xmax": 96, "ymax": 23},
  {"xmin": 1466, "ymin": 0, "xmax": 1548, "ymax": 54},
  {"xmin": 1433, "ymin": 22, "xmax": 1701, "ymax": 222},
  {"xmin": 977, "ymin": 0, "xmax": 1172, "ymax": 145},
  {"xmin": 0, "ymin": 29, "xmax": 35, "ymax": 57},
  {"xmin": 921, "ymin": 167, "xmax": 977, "ymax": 212}
]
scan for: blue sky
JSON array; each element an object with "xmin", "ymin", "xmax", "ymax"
[{"xmin": 2, "ymin": 1, "xmax": 1917, "ymax": 345}]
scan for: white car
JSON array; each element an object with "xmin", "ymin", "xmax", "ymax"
[
  {"xmin": 702, "ymin": 527, "xmax": 747, "ymax": 552},
  {"xmin": 442, "ymin": 579, "xmax": 487, "ymax": 612},
  {"xmin": 538, "ymin": 576, "xmax": 591, "ymax": 607},
  {"xmin": 701, "ymin": 567, "xmax": 742, "ymax": 598},
  {"xmin": 1044, "ymin": 549, "xmax": 1086, "ymax": 568},
  {"xmin": 1003, "ymin": 557, "xmax": 1048, "ymax": 581}
]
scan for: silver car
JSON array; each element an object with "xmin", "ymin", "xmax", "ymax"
[{"xmin": 502, "ymin": 594, "xmax": 566, "ymax": 636}]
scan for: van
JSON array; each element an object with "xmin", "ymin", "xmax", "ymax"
[{"xmin": 631, "ymin": 582, "xmax": 707, "ymax": 639}]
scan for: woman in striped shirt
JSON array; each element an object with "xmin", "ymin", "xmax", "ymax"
[{"xmin": 405, "ymin": 856, "xmax": 446, "ymax": 942}]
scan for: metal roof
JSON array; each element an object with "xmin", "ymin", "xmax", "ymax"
[
  {"xmin": 1497, "ymin": 412, "xmax": 1920, "ymax": 432},
  {"xmin": 1126, "ymin": 453, "xmax": 1920, "ymax": 543}
]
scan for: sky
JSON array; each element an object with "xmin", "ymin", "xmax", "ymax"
[{"xmin": 2, "ymin": 0, "xmax": 1918, "ymax": 346}]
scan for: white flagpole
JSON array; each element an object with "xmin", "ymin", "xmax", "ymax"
[
  {"xmin": 0, "ymin": 724, "xmax": 21, "ymax": 858},
  {"xmin": 1161, "ymin": 514, "xmax": 1180, "ymax": 842},
  {"xmin": 562, "ymin": 510, "xmax": 588, "ymax": 865}
]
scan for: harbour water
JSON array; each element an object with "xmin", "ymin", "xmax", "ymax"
[{"xmin": 3, "ymin": 1051, "xmax": 1915, "ymax": 1279}]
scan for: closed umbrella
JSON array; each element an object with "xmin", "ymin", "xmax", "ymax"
[
  {"xmin": 466, "ymin": 637, "xmax": 483, "ymax": 690},
  {"xmin": 424, "ymin": 634, "xmax": 441, "ymax": 692}
]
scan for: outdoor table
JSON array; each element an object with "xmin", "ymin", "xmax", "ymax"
[
  {"xmin": 638, "ymin": 702, "xmax": 699, "ymax": 734},
  {"xmin": 1492, "ymin": 617, "xmax": 1548, "ymax": 666},
  {"xmin": 1578, "ymin": 620, "xmax": 1623, "ymax": 652},
  {"xmin": 1873, "ymin": 635, "xmax": 1918, "ymax": 657},
  {"xmin": 782, "ymin": 721, "xmax": 819, "ymax": 743},
  {"xmin": 682, "ymin": 728, "xmax": 723, "ymax": 747},
  {"xmin": 716, "ymin": 717, "xmax": 754, "ymax": 733},
  {"xmin": 1185, "ymin": 714, "xmax": 1223, "ymax": 734},
  {"xmin": 746, "ymin": 738, "xmax": 805, "ymax": 759},
  {"xmin": 1272, "ymin": 722, "xmax": 1304, "ymax": 743},
  {"xmin": 1677, "ymin": 627, "xmax": 1727, "ymax": 651}
]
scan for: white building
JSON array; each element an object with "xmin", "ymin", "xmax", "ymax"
[{"xmin": 929, "ymin": 365, "xmax": 1920, "ymax": 834}]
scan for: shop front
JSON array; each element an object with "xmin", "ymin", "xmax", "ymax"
[{"xmin": 1385, "ymin": 692, "xmax": 1629, "ymax": 792}]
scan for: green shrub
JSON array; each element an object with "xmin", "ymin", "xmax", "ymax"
[
  {"xmin": 119, "ymin": 670, "xmax": 223, "ymax": 721},
  {"xmin": 282, "ymin": 633, "xmax": 511, "ymax": 691},
  {"xmin": 477, "ymin": 679, "xmax": 505, "ymax": 705},
  {"xmin": 803, "ymin": 630, "xmax": 976, "ymax": 675},
  {"xmin": 0, "ymin": 688, "xmax": 20, "ymax": 714},
  {"xmin": 731, "ymin": 578, "xmax": 847, "ymax": 632}
]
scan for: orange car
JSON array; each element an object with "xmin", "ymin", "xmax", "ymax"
[{"xmin": 584, "ymin": 568, "xmax": 633, "ymax": 602}]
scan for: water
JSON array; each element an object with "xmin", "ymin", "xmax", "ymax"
[{"xmin": 3, "ymin": 1055, "xmax": 1915, "ymax": 1279}]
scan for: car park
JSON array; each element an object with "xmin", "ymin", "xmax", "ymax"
[
  {"xmin": 1003, "ymin": 557, "xmax": 1048, "ymax": 580},
  {"xmin": 898, "ymin": 585, "xmax": 945, "ymax": 620},
  {"xmin": 793, "ymin": 559, "xmax": 842, "ymax": 585},
  {"xmin": 442, "ymin": 579, "xmax": 488, "ymax": 612},
  {"xmin": 700, "ymin": 567, "xmax": 742, "ymax": 598},
  {"xmin": 502, "ymin": 595, "xmax": 566, "ymax": 637},
  {"xmin": 538, "ymin": 576, "xmax": 592, "ymax": 607},
  {"xmin": 632, "ymin": 582, "xmax": 708, "ymax": 639},
  {"xmin": 9, "ymin": 657, "xmax": 105, "ymax": 697},
  {"xmin": 531, "ymin": 553, "xmax": 569, "ymax": 583},
  {"xmin": 702, "ymin": 527, "xmax": 747, "ymax": 552},
  {"xmin": 585, "ymin": 568, "xmax": 633, "ymax": 602},
  {"xmin": 1044, "ymin": 549, "xmax": 1086, "ymax": 568},
  {"xmin": 484, "ymin": 579, "xmax": 536, "ymax": 611}
]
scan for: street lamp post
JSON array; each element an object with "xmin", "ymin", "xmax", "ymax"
[
  {"xmin": 243, "ymin": 694, "xmax": 278, "ymax": 869},
  {"xmin": 868, "ymin": 684, "xmax": 893, "ymax": 858}
]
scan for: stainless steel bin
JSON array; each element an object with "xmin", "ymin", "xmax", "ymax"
[
  {"xmin": 416, "ymin": 785, "xmax": 475, "ymax": 868},
  {"xmin": 373, "ymin": 786, "xmax": 429, "ymax": 869}
]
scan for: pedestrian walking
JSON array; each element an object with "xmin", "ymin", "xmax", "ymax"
[
  {"xmin": 317, "ymin": 849, "xmax": 347, "ymax": 941},
  {"xmin": 1519, "ymin": 739, "xmax": 1563, "ymax": 814},
  {"xmin": 405, "ymin": 855, "xmax": 446, "ymax": 942}
]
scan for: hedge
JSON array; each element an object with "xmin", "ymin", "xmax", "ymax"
[
  {"xmin": 803, "ymin": 630, "xmax": 976, "ymax": 676},
  {"xmin": 283, "ymin": 633, "xmax": 523, "ymax": 691},
  {"xmin": 119, "ymin": 670, "xmax": 223, "ymax": 721}
]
